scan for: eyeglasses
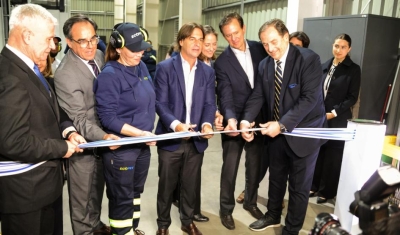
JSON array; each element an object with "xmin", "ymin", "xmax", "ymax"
[{"xmin": 71, "ymin": 36, "xmax": 100, "ymax": 48}]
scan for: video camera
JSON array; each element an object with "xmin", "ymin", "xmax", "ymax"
[{"xmin": 310, "ymin": 166, "xmax": 400, "ymax": 235}]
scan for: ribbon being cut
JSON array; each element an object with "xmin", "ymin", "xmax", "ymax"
[
  {"xmin": 0, "ymin": 128, "xmax": 355, "ymax": 177},
  {"xmin": 77, "ymin": 127, "xmax": 356, "ymax": 148}
]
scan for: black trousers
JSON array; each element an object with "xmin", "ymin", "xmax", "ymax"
[
  {"xmin": 156, "ymin": 140, "xmax": 204, "ymax": 228},
  {"xmin": 311, "ymin": 144, "xmax": 344, "ymax": 199},
  {"xmin": 1, "ymin": 197, "xmax": 60, "ymax": 235},
  {"xmin": 172, "ymin": 168, "xmax": 202, "ymax": 214},
  {"xmin": 219, "ymin": 134, "xmax": 263, "ymax": 215},
  {"xmin": 266, "ymin": 136, "xmax": 319, "ymax": 235}
]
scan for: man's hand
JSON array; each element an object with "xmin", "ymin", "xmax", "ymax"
[
  {"xmin": 326, "ymin": 112, "xmax": 335, "ymax": 120},
  {"xmin": 141, "ymin": 131, "xmax": 157, "ymax": 146},
  {"xmin": 201, "ymin": 124, "xmax": 214, "ymax": 139},
  {"xmin": 175, "ymin": 123, "xmax": 197, "ymax": 140},
  {"xmin": 68, "ymin": 132, "xmax": 86, "ymax": 152},
  {"xmin": 214, "ymin": 111, "xmax": 224, "ymax": 131},
  {"xmin": 224, "ymin": 118, "xmax": 239, "ymax": 137},
  {"xmin": 63, "ymin": 140, "xmax": 77, "ymax": 158},
  {"xmin": 103, "ymin": 133, "xmax": 121, "ymax": 150},
  {"xmin": 260, "ymin": 121, "xmax": 281, "ymax": 138},
  {"xmin": 240, "ymin": 121, "xmax": 255, "ymax": 142},
  {"xmin": 175, "ymin": 123, "xmax": 197, "ymax": 132}
]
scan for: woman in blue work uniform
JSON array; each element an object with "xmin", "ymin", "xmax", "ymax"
[{"xmin": 94, "ymin": 22, "xmax": 155, "ymax": 235}]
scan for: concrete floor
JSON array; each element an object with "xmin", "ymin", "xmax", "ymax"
[{"xmin": 0, "ymin": 134, "xmax": 335, "ymax": 235}]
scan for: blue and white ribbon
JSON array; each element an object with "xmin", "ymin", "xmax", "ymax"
[
  {"xmin": 78, "ymin": 128, "xmax": 356, "ymax": 148},
  {"xmin": 0, "ymin": 161, "xmax": 46, "ymax": 177},
  {"xmin": 0, "ymin": 128, "xmax": 355, "ymax": 177}
]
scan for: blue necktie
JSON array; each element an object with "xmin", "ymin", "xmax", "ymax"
[{"xmin": 33, "ymin": 64, "xmax": 51, "ymax": 96}]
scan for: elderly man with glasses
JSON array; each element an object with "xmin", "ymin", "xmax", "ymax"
[{"xmin": 54, "ymin": 14, "xmax": 120, "ymax": 235}]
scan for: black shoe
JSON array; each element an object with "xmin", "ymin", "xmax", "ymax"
[
  {"xmin": 156, "ymin": 228, "xmax": 169, "ymax": 235},
  {"xmin": 193, "ymin": 213, "xmax": 209, "ymax": 222},
  {"xmin": 309, "ymin": 191, "xmax": 316, "ymax": 197},
  {"xmin": 219, "ymin": 211, "xmax": 235, "ymax": 230},
  {"xmin": 249, "ymin": 215, "xmax": 280, "ymax": 231},
  {"xmin": 243, "ymin": 205, "xmax": 264, "ymax": 219},
  {"xmin": 317, "ymin": 196, "xmax": 328, "ymax": 204}
]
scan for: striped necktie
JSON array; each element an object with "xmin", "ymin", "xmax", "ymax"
[
  {"xmin": 273, "ymin": 60, "xmax": 282, "ymax": 121},
  {"xmin": 88, "ymin": 60, "xmax": 99, "ymax": 77}
]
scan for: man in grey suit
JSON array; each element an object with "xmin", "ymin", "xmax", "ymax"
[{"xmin": 54, "ymin": 14, "xmax": 119, "ymax": 235}]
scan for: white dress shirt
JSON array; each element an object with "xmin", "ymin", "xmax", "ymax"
[
  {"xmin": 230, "ymin": 41, "xmax": 255, "ymax": 88},
  {"xmin": 170, "ymin": 55, "xmax": 197, "ymax": 131}
]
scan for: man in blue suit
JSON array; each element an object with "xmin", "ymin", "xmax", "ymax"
[
  {"xmin": 154, "ymin": 22, "xmax": 216, "ymax": 235},
  {"xmin": 240, "ymin": 19, "xmax": 326, "ymax": 234},
  {"xmin": 214, "ymin": 12, "xmax": 268, "ymax": 230}
]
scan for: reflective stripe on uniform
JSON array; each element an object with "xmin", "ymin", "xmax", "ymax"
[
  {"xmin": 133, "ymin": 211, "xmax": 141, "ymax": 219},
  {"xmin": 109, "ymin": 218, "xmax": 132, "ymax": 228},
  {"xmin": 133, "ymin": 198, "xmax": 141, "ymax": 205}
]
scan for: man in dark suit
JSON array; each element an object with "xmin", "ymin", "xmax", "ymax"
[
  {"xmin": 154, "ymin": 22, "xmax": 216, "ymax": 235},
  {"xmin": 54, "ymin": 14, "xmax": 119, "ymax": 235},
  {"xmin": 0, "ymin": 4, "xmax": 85, "ymax": 235},
  {"xmin": 214, "ymin": 12, "xmax": 267, "ymax": 230},
  {"xmin": 240, "ymin": 19, "xmax": 326, "ymax": 234}
]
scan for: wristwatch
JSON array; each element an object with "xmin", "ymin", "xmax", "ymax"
[{"xmin": 278, "ymin": 122, "xmax": 287, "ymax": 133}]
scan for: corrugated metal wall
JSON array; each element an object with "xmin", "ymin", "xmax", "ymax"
[
  {"xmin": 324, "ymin": 0, "xmax": 400, "ymax": 17},
  {"xmin": 202, "ymin": 0, "xmax": 288, "ymax": 52},
  {"xmin": 70, "ymin": 0, "xmax": 114, "ymax": 43},
  {"xmin": 158, "ymin": 0, "xmax": 179, "ymax": 59}
]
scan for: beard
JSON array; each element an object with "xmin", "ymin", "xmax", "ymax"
[{"xmin": 50, "ymin": 51, "xmax": 58, "ymax": 58}]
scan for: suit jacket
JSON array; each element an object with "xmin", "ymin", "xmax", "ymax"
[
  {"xmin": 243, "ymin": 45, "xmax": 327, "ymax": 157},
  {"xmin": 154, "ymin": 54, "xmax": 216, "ymax": 153},
  {"xmin": 0, "ymin": 47, "xmax": 68, "ymax": 213},
  {"xmin": 322, "ymin": 56, "xmax": 361, "ymax": 128},
  {"xmin": 214, "ymin": 40, "xmax": 267, "ymax": 123},
  {"xmin": 54, "ymin": 50, "xmax": 107, "ymax": 141}
]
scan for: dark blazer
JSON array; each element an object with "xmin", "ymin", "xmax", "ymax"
[
  {"xmin": 243, "ymin": 45, "xmax": 326, "ymax": 157},
  {"xmin": 322, "ymin": 56, "xmax": 361, "ymax": 128},
  {"xmin": 154, "ymin": 54, "xmax": 216, "ymax": 153},
  {"xmin": 214, "ymin": 40, "xmax": 267, "ymax": 122},
  {"xmin": 0, "ymin": 47, "xmax": 68, "ymax": 213}
]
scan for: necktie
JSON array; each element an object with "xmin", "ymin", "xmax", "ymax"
[
  {"xmin": 88, "ymin": 60, "xmax": 99, "ymax": 77},
  {"xmin": 33, "ymin": 64, "xmax": 50, "ymax": 96},
  {"xmin": 273, "ymin": 60, "xmax": 283, "ymax": 121}
]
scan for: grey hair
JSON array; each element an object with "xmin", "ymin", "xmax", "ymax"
[{"xmin": 9, "ymin": 3, "xmax": 57, "ymax": 32}]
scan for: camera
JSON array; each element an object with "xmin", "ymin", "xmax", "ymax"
[{"xmin": 310, "ymin": 166, "xmax": 400, "ymax": 235}]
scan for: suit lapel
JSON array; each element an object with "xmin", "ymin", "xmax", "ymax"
[
  {"xmin": 266, "ymin": 58, "xmax": 275, "ymax": 116},
  {"xmin": 1, "ymin": 47, "xmax": 60, "ymax": 120},
  {"xmin": 226, "ymin": 47, "xmax": 251, "ymax": 88},
  {"xmin": 173, "ymin": 55, "xmax": 186, "ymax": 104},
  {"xmin": 68, "ymin": 50, "xmax": 96, "ymax": 81},
  {"xmin": 248, "ymin": 41, "xmax": 260, "ymax": 77},
  {"xmin": 280, "ymin": 46, "xmax": 296, "ymax": 101}
]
